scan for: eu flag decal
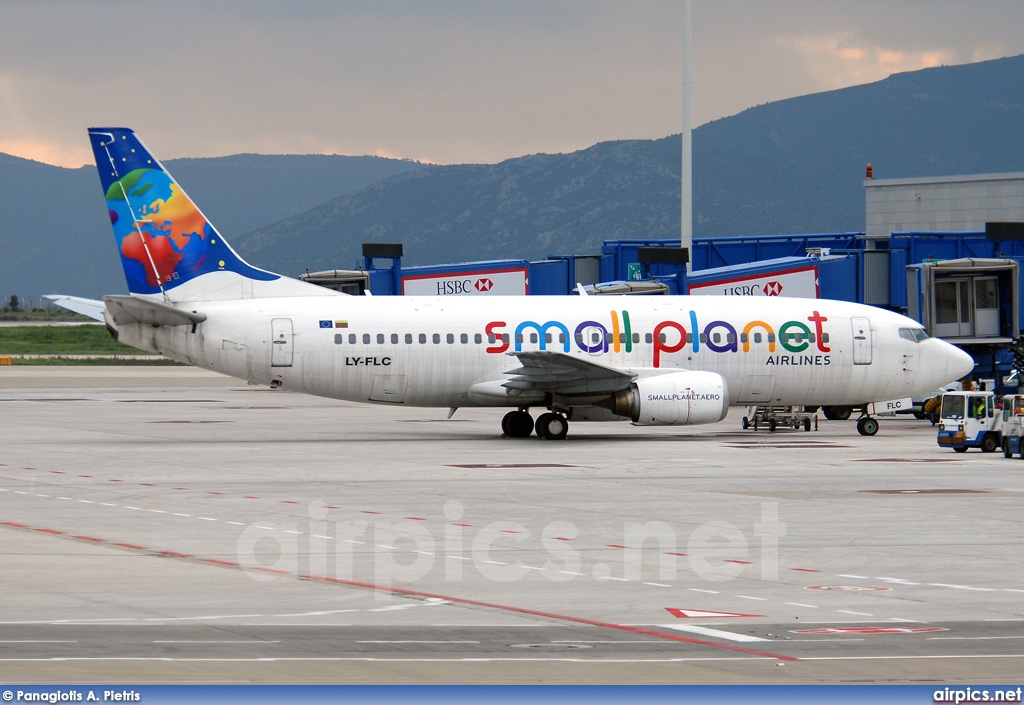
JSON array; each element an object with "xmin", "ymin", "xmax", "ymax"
[{"xmin": 319, "ymin": 320, "xmax": 333, "ymax": 329}]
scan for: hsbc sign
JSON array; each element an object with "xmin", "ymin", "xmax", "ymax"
[
  {"xmin": 402, "ymin": 268, "xmax": 529, "ymax": 296},
  {"xmin": 689, "ymin": 265, "xmax": 820, "ymax": 298}
]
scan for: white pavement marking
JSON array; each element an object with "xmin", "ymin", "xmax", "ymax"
[{"xmin": 658, "ymin": 624, "xmax": 769, "ymax": 643}]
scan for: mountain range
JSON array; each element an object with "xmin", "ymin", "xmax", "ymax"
[{"xmin": 3, "ymin": 54, "xmax": 1024, "ymax": 301}]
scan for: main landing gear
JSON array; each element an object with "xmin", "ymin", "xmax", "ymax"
[{"xmin": 501, "ymin": 409, "xmax": 568, "ymax": 440}]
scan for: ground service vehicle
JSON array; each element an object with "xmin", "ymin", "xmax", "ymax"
[
  {"xmin": 937, "ymin": 391, "xmax": 1001, "ymax": 453},
  {"xmin": 1000, "ymin": 394, "xmax": 1024, "ymax": 458}
]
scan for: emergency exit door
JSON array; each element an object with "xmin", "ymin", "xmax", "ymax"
[{"xmin": 271, "ymin": 318, "xmax": 294, "ymax": 367}]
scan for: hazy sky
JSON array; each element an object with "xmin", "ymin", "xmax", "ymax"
[{"xmin": 2, "ymin": 0, "xmax": 1023, "ymax": 168}]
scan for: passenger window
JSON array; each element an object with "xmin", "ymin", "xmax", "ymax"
[
  {"xmin": 530, "ymin": 333, "xmax": 538, "ymax": 344},
  {"xmin": 419, "ymin": 333, "xmax": 427, "ymax": 344},
  {"xmin": 405, "ymin": 334, "xmax": 413, "ymax": 344},
  {"xmin": 753, "ymin": 333, "xmax": 762, "ymax": 343},
  {"xmin": 433, "ymin": 333, "xmax": 441, "ymax": 344},
  {"xmin": 475, "ymin": 333, "xmax": 483, "ymax": 344},
  {"xmin": 632, "ymin": 333, "xmax": 639, "ymax": 344},
  {"xmin": 461, "ymin": 333, "xmax": 469, "ymax": 344},
  {"xmin": 446, "ymin": 333, "xmax": 455, "ymax": 344},
  {"xmin": 658, "ymin": 333, "xmax": 666, "ymax": 343},
  {"xmin": 362, "ymin": 334, "xmax": 371, "ymax": 344},
  {"xmin": 821, "ymin": 333, "xmax": 829, "ymax": 344},
  {"xmin": 644, "ymin": 333, "xmax": 652, "ymax": 344},
  {"xmin": 376, "ymin": 334, "xmax": 385, "ymax": 344},
  {"xmin": 487, "ymin": 334, "xmax": 495, "ymax": 344},
  {"xmin": 349, "ymin": 334, "xmax": 356, "ymax": 344},
  {"xmin": 712, "ymin": 333, "xmax": 721, "ymax": 343},
  {"xmin": 334, "ymin": 334, "xmax": 343, "ymax": 344},
  {"xmin": 515, "ymin": 334, "xmax": 524, "ymax": 344},
  {"xmin": 767, "ymin": 333, "xmax": 776, "ymax": 343},
  {"xmin": 390, "ymin": 334, "xmax": 399, "ymax": 344}
]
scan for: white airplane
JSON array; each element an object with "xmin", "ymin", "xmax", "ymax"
[{"xmin": 51, "ymin": 128, "xmax": 975, "ymax": 440}]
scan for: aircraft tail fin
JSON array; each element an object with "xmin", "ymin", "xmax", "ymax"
[{"xmin": 88, "ymin": 128, "xmax": 302, "ymax": 300}]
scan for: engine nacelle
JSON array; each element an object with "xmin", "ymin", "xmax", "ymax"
[{"xmin": 598, "ymin": 371, "xmax": 729, "ymax": 426}]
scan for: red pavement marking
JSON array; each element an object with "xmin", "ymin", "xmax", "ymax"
[
  {"xmin": 281, "ymin": 501, "xmax": 298, "ymax": 505},
  {"xmin": 791, "ymin": 568, "xmax": 819, "ymax": 573},
  {"xmin": 49, "ymin": 471, "xmax": 64, "ymax": 475},
  {"xmin": 113, "ymin": 543, "xmax": 148, "ymax": 550},
  {"xmin": 0, "ymin": 518, "xmax": 797, "ymax": 662},
  {"xmin": 35, "ymin": 529, "xmax": 66, "ymax": 535},
  {"xmin": 73, "ymin": 535, "xmax": 106, "ymax": 543},
  {"xmin": 406, "ymin": 517, "xmax": 426, "ymax": 521},
  {"xmin": 451, "ymin": 523, "xmax": 472, "ymax": 527},
  {"xmin": 664, "ymin": 552, "xmax": 688, "ymax": 556},
  {"xmin": 362, "ymin": 511, "xmax": 382, "ymax": 515},
  {"xmin": 606, "ymin": 544, "xmax": 627, "ymax": 548},
  {"xmin": 725, "ymin": 560, "xmax": 752, "ymax": 565}
]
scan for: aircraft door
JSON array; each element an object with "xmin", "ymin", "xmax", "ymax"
[
  {"xmin": 851, "ymin": 317, "xmax": 872, "ymax": 365},
  {"xmin": 271, "ymin": 318, "xmax": 294, "ymax": 367}
]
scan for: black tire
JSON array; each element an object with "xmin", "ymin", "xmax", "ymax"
[
  {"xmin": 803, "ymin": 418, "xmax": 811, "ymax": 432},
  {"xmin": 954, "ymin": 446, "xmax": 968, "ymax": 453},
  {"xmin": 822, "ymin": 407, "xmax": 837, "ymax": 421},
  {"xmin": 505, "ymin": 410, "xmax": 534, "ymax": 438},
  {"xmin": 980, "ymin": 434, "xmax": 999, "ymax": 453},
  {"xmin": 1004, "ymin": 440, "xmax": 1013, "ymax": 458},
  {"xmin": 856, "ymin": 416, "xmax": 879, "ymax": 436},
  {"xmin": 768, "ymin": 419, "xmax": 777, "ymax": 432},
  {"xmin": 741, "ymin": 417, "xmax": 750, "ymax": 430},
  {"xmin": 832, "ymin": 406, "xmax": 853, "ymax": 421},
  {"xmin": 536, "ymin": 412, "xmax": 568, "ymax": 441}
]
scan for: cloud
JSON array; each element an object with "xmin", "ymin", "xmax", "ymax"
[
  {"xmin": 778, "ymin": 34, "xmax": 955, "ymax": 88},
  {"xmin": 0, "ymin": 139, "xmax": 91, "ymax": 168}
]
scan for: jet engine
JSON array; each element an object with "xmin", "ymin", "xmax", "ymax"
[{"xmin": 597, "ymin": 371, "xmax": 729, "ymax": 425}]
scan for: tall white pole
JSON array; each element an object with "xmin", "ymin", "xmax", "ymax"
[{"xmin": 681, "ymin": 0, "xmax": 692, "ymax": 270}]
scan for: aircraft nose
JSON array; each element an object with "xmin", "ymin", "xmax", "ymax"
[{"xmin": 945, "ymin": 343, "xmax": 975, "ymax": 382}]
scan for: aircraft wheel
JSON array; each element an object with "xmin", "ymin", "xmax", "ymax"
[
  {"xmin": 832, "ymin": 406, "xmax": 853, "ymax": 421},
  {"xmin": 822, "ymin": 407, "xmax": 836, "ymax": 421},
  {"xmin": 768, "ymin": 419, "xmax": 777, "ymax": 432},
  {"xmin": 741, "ymin": 417, "xmax": 749, "ymax": 430},
  {"xmin": 535, "ymin": 412, "xmax": 568, "ymax": 440},
  {"xmin": 856, "ymin": 416, "xmax": 879, "ymax": 436},
  {"xmin": 503, "ymin": 410, "xmax": 534, "ymax": 438},
  {"xmin": 803, "ymin": 418, "xmax": 811, "ymax": 432},
  {"xmin": 1004, "ymin": 440, "xmax": 1013, "ymax": 458},
  {"xmin": 980, "ymin": 434, "xmax": 999, "ymax": 453}
]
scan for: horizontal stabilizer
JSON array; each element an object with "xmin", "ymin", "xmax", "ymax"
[
  {"xmin": 103, "ymin": 296, "xmax": 207, "ymax": 327},
  {"xmin": 43, "ymin": 295, "xmax": 106, "ymax": 322}
]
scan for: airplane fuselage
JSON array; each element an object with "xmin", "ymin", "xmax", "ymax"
[{"xmin": 112, "ymin": 293, "xmax": 966, "ymax": 411}]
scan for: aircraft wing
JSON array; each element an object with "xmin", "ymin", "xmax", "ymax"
[{"xmin": 503, "ymin": 350, "xmax": 635, "ymax": 397}]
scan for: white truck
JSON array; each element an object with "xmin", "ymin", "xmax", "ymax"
[
  {"xmin": 1000, "ymin": 394, "xmax": 1024, "ymax": 458},
  {"xmin": 936, "ymin": 391, "xmax": 1001, "ymax": 453}
]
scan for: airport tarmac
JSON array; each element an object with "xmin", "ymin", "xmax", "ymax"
[{"xmin": 1, "ymin": 367, "xmax": 1022, "ymax": 684}]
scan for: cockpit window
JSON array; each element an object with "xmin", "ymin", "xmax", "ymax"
[{"xmin": 899, "ymin": 327, "xmax": 929, "ymax": 343}]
